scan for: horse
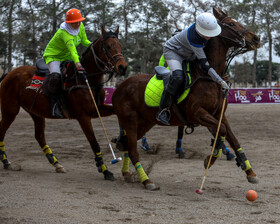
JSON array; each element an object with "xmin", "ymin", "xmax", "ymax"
[
  {"xmin": 112, "ymin": 8, "xmax": 261, "ymax": 190},
  {"xmin": 0, "ymin": 26, "xmax": 127, "ymax": 181}
]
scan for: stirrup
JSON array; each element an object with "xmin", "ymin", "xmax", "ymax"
[
  {"xmin": 156, "ymin": 108, "xmax": 170, "ymax": 125},
  {"xmin": 52, "ymin": 103, "xmax": 64, "ymax": 118}
]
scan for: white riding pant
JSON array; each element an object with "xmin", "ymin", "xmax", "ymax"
[
  {"xmin": 47, "ymin": 61, "xmax": 61, "ymax": 74},
  {"xmin": 165, "ymin": 59, "xmax": 182, "ymax": 72}
]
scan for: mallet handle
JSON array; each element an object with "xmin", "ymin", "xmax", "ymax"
[{"xmin": 201, "ymin": 90, "xmax": 228, "ymax": 190}]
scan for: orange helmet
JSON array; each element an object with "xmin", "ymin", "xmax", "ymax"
[{"xmin": 65, "ymin": 9, "xmax": 85, "ymax": 23}]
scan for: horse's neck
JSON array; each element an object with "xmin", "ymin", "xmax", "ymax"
[
  {"xmin": 205, "ymin": 37, "xmax": 229, "ymax": 75},
  {"xmin": 82, "ymin": 43, "xmax": 105, "ymax": 84}
]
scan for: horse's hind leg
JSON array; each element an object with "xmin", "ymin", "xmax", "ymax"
[
  {"xmin": 77, "ymin": 116, "xmax": 114, "ymax": 180},
  {"xmin": 30, "ymin": 113, "xmax": 65, "ymax": 173},
  {"xmin": 0, "ymin": 99, "xmax": 22, "ymax": 169},
  {"xmin": 120, "ymin": 117, "xmax": 159, "ymax": 190},
  {"xmin": 0, "ymin": 112, "xmax": 18, "ymax": 169}
]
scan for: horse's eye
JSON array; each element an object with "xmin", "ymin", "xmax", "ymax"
[{"xmin": 229, "ymin": 22, "xmax": 234, "ymax": 26}]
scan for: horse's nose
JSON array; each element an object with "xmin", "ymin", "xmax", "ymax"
[
  {"xmin": 118, "ymin": 64, "xmax": 127, "ymax": 76},
  {"xmin": 254, "ymin": 35, "xmax": 260, "ymax": 43},
  {"xmin": 253, "ymin": 35, "xmax": 261, "ymax": 47}
]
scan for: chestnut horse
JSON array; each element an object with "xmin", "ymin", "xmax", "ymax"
[
  {"xmin": 0, "ymin": 26, "xmax": 127, "ymax": 181},
  {"xmin": 112, "ymin": 8, "xmax": 261, "ymax": 190}
]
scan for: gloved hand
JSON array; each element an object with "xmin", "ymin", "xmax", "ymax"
[
  {"xmin": 220, "ymin": 80, "xmax": 229, "ymax": 92},
  {"xmin": 77, "ymin": 67, "xmax": 87, "ymax": 80},
  {"xmin": 199, "ymin": 58, "xmax": 210, "ymax": 72}
]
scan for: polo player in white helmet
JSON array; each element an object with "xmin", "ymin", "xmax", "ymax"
[{"xmin": 157, "ymin": 12, "xmax": 229, "ymax": 125}]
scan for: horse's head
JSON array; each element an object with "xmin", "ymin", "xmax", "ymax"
[
  {"xmin": 213, "ymin": 8, "xmax": 261, "ymax": 52},
  {"xmin": 100, "ymin": 26, "xmax": 127, "ymax": 76},
  {"xmin": 82, "ymin": 26, "xmax": 127, "ymax": 79}
]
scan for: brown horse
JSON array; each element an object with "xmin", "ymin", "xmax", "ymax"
[
  {"xmin": 0, "ymin": 26, "xmax": 127, "ymax": 180},
  {"xmin": 112, "ymin": 8, "xmax": 261, "ymax": 190}
]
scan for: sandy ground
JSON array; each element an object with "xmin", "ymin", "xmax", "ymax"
[{"xmin": 0, "ymin": 104, "xmax": 279, "ymax": 224}]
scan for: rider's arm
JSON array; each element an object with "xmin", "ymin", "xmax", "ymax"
[
  {"xmin": 61, "ymin": 33, "xmax": 80, "ymax": 64},
  {"xmin": 188, "ymin": 39, "xmax": 228, "ymax": 90},
  {"xmin": 79, "ymin": 23, "xmax": 91, "ymax": 47}
]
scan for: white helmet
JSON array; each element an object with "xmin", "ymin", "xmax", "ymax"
[{"xmin": 195, "ymin": 12, "xmax": 221, "ymax": 37}]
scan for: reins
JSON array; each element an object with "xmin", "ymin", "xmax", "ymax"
[
  {"xmin": 81, "ymin": 33, "xmax": 124, "ymax": 85},
  {"xmin": 186, "ymin": 16, "xmax": 252, "ymax": 119},
  {"xmin": 219, "ymin": 16, "xmax": 247, "ymax": 48},
  {"xmin": 210, "ymin": 16, "xmax": 251, "ymax": 79}
]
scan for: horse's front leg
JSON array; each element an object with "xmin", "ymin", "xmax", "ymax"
[
  {"xmin": 191, "ymin": 107, "xmax": 233, "ymax": 170},
  {"xmin": 223, "ymin": 115, "xmax": 258, "ymax": 184},
  {"xmin": 76, "ymin": 116, "xmax": 114, "ymax": 180}
]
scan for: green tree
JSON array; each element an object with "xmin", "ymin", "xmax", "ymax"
[
  {"xmin": 0, "ymin": 0, "xmax": 22, "ymax": 71},
  {"xmin": 127, "ymin": 0, "xmax": 169, "ymax": 74},
  {"xmin": 258, "ymin": 0, "xmax": 279, "ymax": 87},
  {"xmin": 256, "ymin": 60, "xmax": 279, "ymax": 86}
]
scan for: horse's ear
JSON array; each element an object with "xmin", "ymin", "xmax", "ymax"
[
  {"xmin": 115, "ymin": 26, "xmax": 119, "ymax": 35},
  {"xmin": 101, "ymin": 25, "xmax": 106, "ymax": 35},
  {"xmin": 213, "ymin": 8, "xmax": 227, "ymax": 21}
]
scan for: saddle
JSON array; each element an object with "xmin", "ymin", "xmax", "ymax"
[
  {"xmin": 144, "ymin": 62, "xmax": 191, "ymax": 107},
  {"xmin": 36, "ymin": 58, "xmax": 50, "ymax": 76},
  {"xmin": 27, "ymin": 59, "xmax": 73, "ymax": 118}
]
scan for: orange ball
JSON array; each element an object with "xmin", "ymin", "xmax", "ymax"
[{"xmin": 246, "ymin": 190, "xmax": 257, "ymax": 202}]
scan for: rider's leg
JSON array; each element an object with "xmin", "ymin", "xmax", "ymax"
[
  {"xmin": 157, "ymin": 60, "xmax": 185, "ymax": 125},
  {"xmin": 156, "ymin": 89, "xmax": 174, "ymax": 125},
  {"xmin": 46, "ymin": 61, "xmax": 63, "ymax": 118}
]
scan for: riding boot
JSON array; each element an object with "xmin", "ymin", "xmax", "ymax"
[
  {"xmin": 47, "ymin": 72, "xmax": 64, "ymax": 118},
  {"xmin": 156, "ymin": 89, "xmax": 173, "ymax": 125},
  {"xmin": 50, "ymin": 94, "xmax": 64, "ymax": 118}
]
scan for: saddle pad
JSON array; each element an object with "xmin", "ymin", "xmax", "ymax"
[
  {"xmin": 26, "ymin": 75, "xmax": 45, "ymax": 91},
  {"xmin": 144, "ymin": 74, "xmax": 191, "ymax": 107}
]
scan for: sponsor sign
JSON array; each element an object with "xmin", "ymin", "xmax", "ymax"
[
  {"xmin": 105, "ymin": 87, "xmax": 280, "ymax": 105},
  {"xmin": 229, "ymin": 89, "xmax": 280, "ymax": 104}
]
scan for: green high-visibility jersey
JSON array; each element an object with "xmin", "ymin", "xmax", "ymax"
[{"xmin": 43, "ymin": 22, "xmax": 91, "ymax": 64}]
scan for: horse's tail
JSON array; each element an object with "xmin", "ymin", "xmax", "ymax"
[
  {"xmin": 0, "ymin": 73, "xmax": 8, "ymax": 106},
  {"xmin": 0, "ymin": 73, "xmax": 8, "ymax": 83}
]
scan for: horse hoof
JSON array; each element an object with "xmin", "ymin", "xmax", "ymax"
[
  {"xmin": 3, "ymin": 162, "xmax": 11, "ymax": 169},
  {"xmin": 247, "ymin": 175, "xmax": 259, "ymax": 184},
  {"xmin": 123, "ymin": 172, "xmax": 133, "ymax": 182},
  {"xmin": 204, "ymin": 156, "xmax": 217, "ymax": 169},
  {"xmin": 178, "ymin": 152, "xmax": 186, "ymax": 159},
  {"xmin": 55, "ymin": 164, "xmax": 66, "ymax": 173},
  {"xmin": 104, "ymin": 170, "xmax": 115, "ymax": 181},
  {"xmin": 4, "ymin": 163, "xmax": 22, "ymax": 171},
  {"xmin": 204, "ymin": 157, "xmax": 211, "ymax": 169},
  {"xmin": 145, "ymin": 183, "xmax": 160, "ymax": 191}
]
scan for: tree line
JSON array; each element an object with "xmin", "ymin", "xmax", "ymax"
[{"xmin": 0, "ymin": 0, "xmax": 279, "ymax": 87}]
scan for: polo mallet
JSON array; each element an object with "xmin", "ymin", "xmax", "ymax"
[
  {"xmin": 85, "ymin": 79, "xmax": 122, "ymax": 164},
  {"xmin": 196, "ymin": 89, "xmax": 229, "ymax": 194}
]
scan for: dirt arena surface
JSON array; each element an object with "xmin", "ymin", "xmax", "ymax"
[{"xmin": 0, "ymin": 104, "xmax": 279, "ymax": 224}]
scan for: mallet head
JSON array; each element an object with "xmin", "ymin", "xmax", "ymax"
[
  {"xmin": 195, "ymin": 189, "xmax": 204, "ymax": 194},
  {"xmin": 111, "ymin": 157, "xmax": 122, "ymax": 164}
]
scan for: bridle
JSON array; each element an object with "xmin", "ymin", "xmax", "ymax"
[
  {"xmin": 212, "ymin": 16, "xmax": 251, "ymax": 78},
  {"xmin": 82, "ymin": 32, "xmax": 124, "ymax": 82},
  {"xmin": 218, "ymin": 16, "xmax": 248, "ymax": 48}
]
